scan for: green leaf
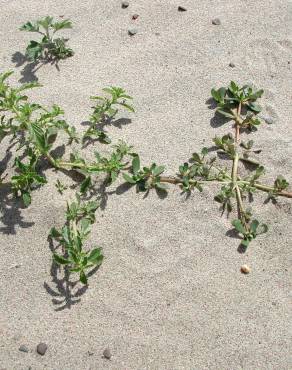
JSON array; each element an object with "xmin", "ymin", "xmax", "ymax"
[
  {"xmin": 29, "ymin": 122, "xmax": 47, "ymax": 152},
  {"xmin": 25, "ymin": 40, "xmax": 43, "ymax": 61},
  {"xmin": 53, "ymin": 253, "xmax": 70, "ymax": 265},
  {"xmin": 232, "ymin": 219, "xmax": 246, "ymax": 235},
  {"xmin": 216, "ymin": 108, "xmax": 235, "ymax": 119},
  {"xmin": 152, "ymin": 165, "xmax": 165, "ymax": 176},
  {"xmin": 247, "ymin": 102, "xmax": 261, "ymax": 113},
  {"xmin": 88, "ymin": 248, "xmax": 104, "ymax": 265},
  {"xmin": 119, "ymin": 102, "xmax": 135, "ymax": 112},
  {"xmin": 80, "ymin": 176, "xmax": 91, "ymax": 194},
  {"xmin": 250, "ymin": 219, "xmax": 259, "ymax": 234},
  {"xmin": 53, "ymin": 20, "xmax": 72, "ymax": 31},
  {"xmin": 49, "ymin": 227, "xmax": 61, "ymax": 238},
  {"xmin": 132, "ymin": 155, "xmax": 140, "ymax": 175},
  {"xmin": 80, "ymin": 270, "xmax": 88, "ymax": 284},
  {"xmin": 22, "ymin": 192, "xmax": 31, "ymax": 207},
  {"xmin": 123, "ymin": 173, "xmax": 136, "ymax": 184}
]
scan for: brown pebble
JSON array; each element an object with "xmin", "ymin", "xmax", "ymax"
[
  {"xmin": 36, "ymin": 342, "xmax": 47, "ymax": 356},
  {"xmin": 212, "ymin": 18, "xmax": 221, "ymax": 25},
  {"xmin": 103, "ymin": 348, "xmax": 112, "ymax": 359},
  {"xmin": 178, "ymin": 6, "xmax": 187, "ymax": 12},
  {"xmin": 132, "ymin": 14, "xmax": 139, "ymax": 20},
  {"xmin": 241, "ymin": 265, "xmax": 251, "ymax": 274}
]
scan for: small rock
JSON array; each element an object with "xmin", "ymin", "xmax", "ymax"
[
  {"xmin": 103, "ymin": 348, "xmax": 112, "ymax": 359},
  {"xmin": 19, "ymin": 345, "xmax": 29, "ymax": 353},
  {"xmin": 240, "ymin": 265, "xmax": 251, "ymax": 274},
  {"xmin": 263, "ymin": 116, "xmax": 274, "ymax": 125},
  {"xmin": 229, "ymin": 62, "xmax": 235, "ymax": 68},
  {"xmin": 36, "ymin": 342, "xmax": 47, "ymax": 356},
  {"xmin": 178, "ymin": 6, "xmax": 187, "ymax": 11},
  {"xmin": 132, "ymin": 14, "xmax": 139, "ymax": 20},
  {"xmin": 212, "ymin": 18, "xmax": 221, "ymax": 25},
  {"xmin": 128, "ymin": 28, "xmax": 137, "ymax": 36},
  {"xmin": 121, "ymin": 1, "xmax": 129, "ymax": 8}
]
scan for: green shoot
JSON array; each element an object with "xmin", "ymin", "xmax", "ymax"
[
  {"xmin": 49, "ymin": 194, "xmax": 103, "ymax": 284},
  {"xmin": 20, "ymin": 16, "xmax": 74, "ymax": 62}
]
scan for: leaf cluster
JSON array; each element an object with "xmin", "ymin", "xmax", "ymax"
[
  {"xmin": 83, "ymin": 87, "xmax": 134, "ymax": 145},
  {"xmin": 232, "ymin": 218, "xmax": 268, "ymax": 248},
  {"xmin": 20, "ymin": 16, "xmax": 73, "ymax": 62},
  {"xmin": 123, "ymin": 155, "xmax": 167, "ymax": 192},
  {"xmin": 11, "ymin": 149, "xmax": 46, "ymax": 206},
  {"xmin": 211, "ymin": 82, "xmax": 264, "ymax": 131},
  {"xmin": 49, "ymin": 194, "xmax": 102, "ymax": 284}
]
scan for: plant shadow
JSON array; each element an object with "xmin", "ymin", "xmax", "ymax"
[
  {"xmin": 11, "ymin": 52, "xmax": 61, "ymax": 83},
  {"xmin": 0, "ymin": 183, "xmax": 35, "ymax": 234},
  {"xmin": 225, "ymin": 228, "xmax": 247, "ymax": 253},
  {"xmin": 205, "ymin": 97, "xmax": 231, "ymax": 128}
]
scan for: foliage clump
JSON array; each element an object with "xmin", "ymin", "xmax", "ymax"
[{"xmin": 20, "ymin": 16, "xmax": 74, "ymax": 62}]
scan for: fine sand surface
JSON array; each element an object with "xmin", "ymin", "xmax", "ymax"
[{"xmin": 0, "ymin": 1, "xmax": 292, "ymax": 369}]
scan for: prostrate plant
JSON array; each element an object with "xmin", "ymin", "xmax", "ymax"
[
  {"xmin": 122, "ymin": 82, "xmax": 292, "ymax": 249},
  {"xmin": 83, "ymin": 87, "xmax": 134, "ymax": 145},
  {"xmin": 0, "ymin": 71, "xmax": 133, "ymax": 205},
  {"xmin": 122, "ymin": 155, "xmax": 167, "ymax": 193},
  {"xmin": 0, "ymin": 71, "xmax": 135, "ymax": 284},
  {"xmin": 49, "ymin": 194, "xmax": 103, "ymax": 284},
  {"xmin": 20, "ymin": 16, "xmax": 74, "ymax": 62},
  {"xmin": 2, "ymin": 74, "xmax": 292, "ymax": 287}
]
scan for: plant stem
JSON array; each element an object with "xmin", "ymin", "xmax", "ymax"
[{"xmin": 235, "ymin": 101, "xmax": 241, "ymax": 143}]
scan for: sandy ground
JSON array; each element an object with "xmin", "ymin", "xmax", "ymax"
[{"xmin": 0, "ymin": 0, "xmax": 292, "ymax": 369}]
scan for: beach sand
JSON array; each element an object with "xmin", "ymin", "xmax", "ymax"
[{"xmin": 0, "ymin": 1, "xmax": 291, "ymax": 369}]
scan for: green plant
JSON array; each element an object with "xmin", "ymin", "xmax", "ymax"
[
  {"xmin": 20, "ymin": 16, "xmax": 73, "ymax": 62},
  {"xmin": 0, "ymin": 71, "xmax": 135, "ymax": 284},
  {"xmin": 121, "ymin": 81, "xmax": 291, "ymax": 248},
  {"xmin": 0, "ymin": 71, "xmax": 134, "ymax": 205},
  {"xmin": 122, "ymin": 155, "xmax": 167, "ymax": 192},
  {"xmin": 83, "ymin": 87, "xmax": 134, "ymax": 145},
  {"xmin": 1, "ymin": 74, "xmax": 292, "ymax": 287},
  {"xmin": 55, "ymin": 179, "xmax": 68, "ymax": 194},
  {"xmin": 49, "ymin": 194, "xmax": 103, "ymax": 284},
  {"xmin": 11, "ymin": 148, "xmax": 46, "ymax": 206}
]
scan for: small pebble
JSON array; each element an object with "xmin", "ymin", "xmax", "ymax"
[
  {"xmin": 19, "ymin": 345, "xmax": 29, "ymax": 353},
  {"xmin": 121, "ymin": 1, "xmax": 129, "ymax": 8},
  {"xmin": 263, "ymin": 116, "xmax": 274, "ymax": 125},
  {"xmin": 229, "ymin": 62, "xmax": 235, "ymax": 68},
  {"xmin": 240, "ymin": 265, "xmax": 251, "ymax": 274},
  {"xmin": 212, "ymin": 18, "xmax": 221, "ymax": 25},
  {"xmin": 128, "ymin": 28, "xmax": 137, "ymax": 36},
  {"xmin": 103, "ymin": 348, "xmax": 112, "ymax": 359},
  {"xmin": 36, "ymin": 342, "xmax": 47, "ymax": 356},
  {"xmin": 132, "ymin": 14, "xmax": 139, "ymax": 20},
  {"xmin": 178, "ymin": 6, "xmax": 187, "ymax": 11}
]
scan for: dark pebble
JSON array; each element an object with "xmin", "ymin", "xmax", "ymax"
[
  {"xmin": 19, "ymin": 345, "xmax": 29, "ymax": 353},
  {"xmin": 229, "ymin": 62, "xmax": 235, "ymax": 68},
  {"xmin": 128, "ymin": 28, "xmax": 137, "ymax": 36},
  {"xmin": 178, "ymin": 6, "xmax": 187, "ymax": 11},
  {"xmin": 121, "ymin": 1, "xmax": 129, "ymax": 8},
  {"xmin": 132, "ymin": 14, "xmax": 139, "ymax": 20},
  {"xmin": 36, "ymin": 342, "xmax": 47, "ymax": 356},
  {"xmin": 103, "ymin": 348, "xmax": 112, "ymax": 359},
  {"xmin": 212, "ymin": 18, "xmax": 221, "ymax": 25}
]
